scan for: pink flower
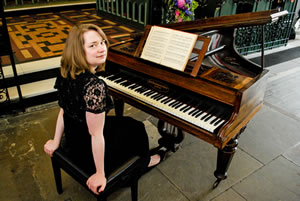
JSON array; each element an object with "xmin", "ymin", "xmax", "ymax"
[
  {"xmin": 177, "ymin": 17, "xmax": 183, "ymax": 22},
  {"xmin": 176, "ymin": 10, "xmax": 179, "ymax": 17},
  {"xmin": 177, "ymin": 0, "xmax": 185, "ymax": 9}
]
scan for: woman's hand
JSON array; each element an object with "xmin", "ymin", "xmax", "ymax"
[
  {"xmin": 86, "ymin": 172, "xmax": 107, "ymax": 195},
  {"xmin": 44, "ymin": 139, "xmax": 59, "ymax": 157}
]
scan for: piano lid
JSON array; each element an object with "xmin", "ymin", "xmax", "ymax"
[{"xmin": 159, "ymin": 9, "xmax": 288, "ymax": 32}]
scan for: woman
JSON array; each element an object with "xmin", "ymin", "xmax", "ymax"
[{"xmin": 44, "ymin": 24, "xmax": 165, "ymax": 195}]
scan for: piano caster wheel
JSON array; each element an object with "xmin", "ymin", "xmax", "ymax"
[{"xmin": 213, "ymin": 179, "xmax": 222, "ymax": 189}]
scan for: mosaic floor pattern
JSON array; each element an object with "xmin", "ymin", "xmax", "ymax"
[{"xmin": 2, "ymin": 7, "xmax": 138, "ymax": 66}]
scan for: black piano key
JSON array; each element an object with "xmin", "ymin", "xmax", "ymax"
[
  {"xmin": 188, "ymin": 100, "xmax": 204, "ymax": 115},
  {"xmin": 189, "ymin": 106, "xmax": 200, "ymax": 116},
  {"xmin": 190, "ymin": 102, "xmax": 206, "ymax": 116},
  {"xmin": 121, "ymin": 78, "xmax": 138, "ymax": 86},
  {"xmin": 153, "ymin": 94, "xmax": 165, "ymax": 101},
  {"xmin": 179, "ymin": 99, "xmax": 195, "ymax": 111},
  {"xmin": 128, "ymin": 84, "xmax": 140, "ymax": 90},
  {"xmin": 140, "ymin": 89, "xmax": 151, "ymax": 96},
  {"xmin": 174, "ymin": 102, "xmax": 184, "ymax": 109},
  {"xmin": 168, "ymin": 98, "xmax": 180, "ymax": 107},
  {"xmin": 168, "ymin": 99, "xmax": 178, "ymax": 107},
  {"xmin": 165, "ymin": 99, "xmax": 176, "ymax": 106},
  {"xmin": 107, "ymin": 73, "xmax": 122, "ymax": 81},
  {"xmin": 210, "ymin": 112, "xmax": 223, "ymax": 125},
  {"xmin": 115, "ymin": 78, "xmax": 126, "ymax": 83},
  {"xmin": 140, "ymin": 88, "xmax": 150, "ymax": 93},
  {"xmin": 162, "ymin": 96, "xmax": 173, "ymax": 104},
  {"xmin": 161, "ymin": 96, "xmax": 172, "ymax": 104},
  {"xmin": 213, "ymin": 110, "xmax": 230, "ymax": 126},
  {"xmin": 203, "ymin": 107, "xmax": 219, "ymax": 122},
  {"xmin": 110, "ymin": 77, "xmax": 122, "ymax": 82},
  {"xmin": 194, "ymin": 102, "xmax": 211, "ymax": 118},
  {"xmin": 194, "ymin": 110, "xmax": 205, "ymax": 118},
  {"xmin": 182, "ymin": 102, "xmax": 197, "ymax": 113},
  {"xmin": 135, "ymin": 88, "xmax": 144, "ymax": 93},
  {"xmin": 144, "ymin": 90, "xmax": 156, "ymax": 96},
  {"xmin": 135, "ymin": 86, "xmax": 146, "ymax": 92},
  {"xmin": 155, "ymin": 93, "xmax": 166, "ymax": 99},
  {"xmin": 143, "ymin": 90, "xmax": 152, "ymax": 96},
  {"xmin": 172, "ymin": 99, "xmax": 184, "ymax": 109},
  {"xmin": 213, "ymin": 118, "xmax": 224, "ymax": 126},
  {"xmin": 160, "ymin": 95, "xmax": 171, "ymax": 103},
  {"xmin": 149, "ymin": 92, "xmax": 160, "ymax": 99},
  {"xmin": 133, "ymin": 86, "xmax": 143, "ymax": 91},
  {"xmin": 161, "ymin": 92, "xmax": 177, "ymax": 103},
  {"xmin": 173, "ymin": 96, "xmax": 190, "ymax": 109},
  {"xmin": 156, "ymin": 92, "xmax": 170, "ymax": 100},
  {"xmin": 200, "ymin": 106, "xmax": 215, "ymax": 120},
  {"xmin": 120, "ymin": 81, "xmax": 130, "ymax": 86},
  {"xmin": 151, "ymin": 93, "xmax": 163, "ymax": 99},
  {"xmin": 168, "ymin": 95, "xmax": 182, "ymax": 106}
]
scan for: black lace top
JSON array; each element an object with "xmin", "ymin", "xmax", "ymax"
[
  {"xmin": 54, "ymin": 71, "xmax": 149, "ymax": 175},
  {"xmin": 54, "ymin": 71, "xmax": 113, "ymax": 123}
]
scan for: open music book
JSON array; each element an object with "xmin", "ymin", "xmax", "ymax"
[{"xmin": 140, "ymin": 26, "xmax": 198, "ymax": 72}]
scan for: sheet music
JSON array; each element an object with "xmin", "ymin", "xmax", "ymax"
[{"xmin": 141, "ymin": 26, "xmax": 198, "ymax": 71}]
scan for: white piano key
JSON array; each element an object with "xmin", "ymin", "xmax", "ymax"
[{"xmin": 99, "ymin": 74, "xmax": 226, "ymax": 133}]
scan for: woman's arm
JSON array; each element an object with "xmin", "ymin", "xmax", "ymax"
[
  {"xmin": 44, "ymin": 108, "xmax": 64, "ymax": 157},
  {"xmin": 85, "ymin": 111, "xmax": 106, "ymax": 195}
]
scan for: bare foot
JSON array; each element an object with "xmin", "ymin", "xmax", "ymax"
[{"xmin": 148, "ymin": 154, "xmax": 160, "ymax": 167}]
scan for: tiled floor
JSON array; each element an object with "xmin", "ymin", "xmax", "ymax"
[
  {"xmin": 1, "ymin": 5, "xmax": 300, "ymax": 201},
  {"xmin": 3, "ymin": 5, "xmax": 136, "ymax": 65},
  {"xmin": 2, "ymin": 5, "xmax": 139, "ymax": 100}
]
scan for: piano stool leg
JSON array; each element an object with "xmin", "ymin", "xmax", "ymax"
[
  {"xmin": 130, "ymin": 176, "xmax": 139, "ymax": 201},
  {"xmin": 51, "ymin": 158, "xmax": 63, "ymax": 194},
  {"xmin": 113, "ymin": 98, "xmax": 124, "ymax": 116}
]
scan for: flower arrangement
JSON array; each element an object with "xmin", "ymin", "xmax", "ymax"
[{"xmin": 166, "ymin": 0, "xmax": 199, "ymax": 23}]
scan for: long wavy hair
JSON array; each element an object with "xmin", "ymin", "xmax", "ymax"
[{"xmin": 60, "ymin": 24, "xmax": 110, "ymax": 79}]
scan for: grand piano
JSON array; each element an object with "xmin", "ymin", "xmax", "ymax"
[{"xmin": 98, "ymin": 9, "xmax": 287, "ymax": 187}]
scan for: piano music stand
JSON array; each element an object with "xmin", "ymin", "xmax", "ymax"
[{"xmin": 134, "ymin": 25, "xmax": 211, "ymax": 77}]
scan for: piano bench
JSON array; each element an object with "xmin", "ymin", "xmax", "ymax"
[{"xmin": 51, "ymin": 147, "xmax": 144, "ymax": 201}]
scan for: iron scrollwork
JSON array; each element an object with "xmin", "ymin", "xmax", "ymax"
[{"xmin": 0, "ymin": 58, "xmax": 10, "ymax": 105}]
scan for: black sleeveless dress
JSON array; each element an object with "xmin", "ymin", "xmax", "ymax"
[{"xmin": 54, "ymin": 71, "xmax": 149, "ymax": 175}]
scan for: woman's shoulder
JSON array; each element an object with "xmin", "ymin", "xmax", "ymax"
[{"xmin": 78, "ymin": 72, "xmax": 108, "ymax": 93}]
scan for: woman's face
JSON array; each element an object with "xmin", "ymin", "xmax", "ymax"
[{"xmin": 83, "ymin": 29, "xmax": 107, "ymax": 70}]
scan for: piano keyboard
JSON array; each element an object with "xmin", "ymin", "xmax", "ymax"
[{"xmin": 99, "ymin": 72, "xmax": 232, "ymax": 133}]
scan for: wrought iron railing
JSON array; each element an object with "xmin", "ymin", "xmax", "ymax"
[
  {"xmin": 215, "ymin": 0, "xmax": 298, "ymax": 54},
  {"xmin": 96, "ymin": 0, "xmax": 150, "ymax": 29},
  {"xmin": 0, "ymin": 58, "xmax": 10, "ymax": 106}
]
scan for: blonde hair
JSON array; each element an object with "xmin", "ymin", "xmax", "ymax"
[{"xmin": 60, "ymin": 24, "xmax": 110, "ymax": 79}]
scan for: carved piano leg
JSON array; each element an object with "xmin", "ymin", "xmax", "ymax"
[
  {"xmin": 114, "ymin": 98, "xmax": 124, "ymax": 117},
  {"xmin": 213, "ymin": 126, "xmax": 246, "ymax": 188},
  {"xmin": 157, "ymin": 120, "xmax": 185, "ymax": 152},
  {"xmin": 213, "ymin": 137, "xmax": 238, "ymax": 188}
]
